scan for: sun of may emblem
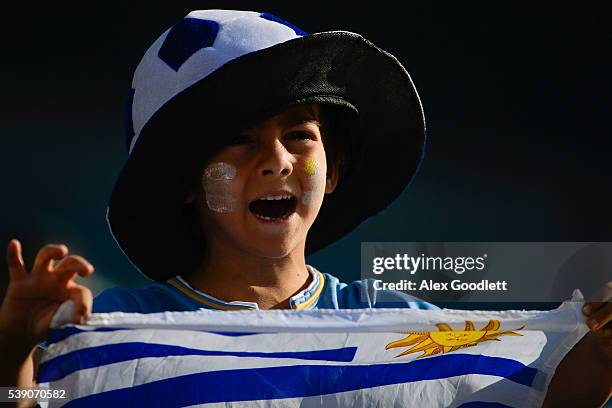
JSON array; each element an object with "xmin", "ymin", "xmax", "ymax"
[{"xmin": 385, "ymin": 320, "xmax": 524, "ymax": 358}]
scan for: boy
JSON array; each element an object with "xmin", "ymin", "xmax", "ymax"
[{"xmin": 1, "ymin": 9, "xmax": 610, "ymax": 406}]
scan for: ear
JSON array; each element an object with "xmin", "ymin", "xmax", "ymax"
[{"xmin": 325, "ymin": 161, "xmax": 340, "ymax": 194}]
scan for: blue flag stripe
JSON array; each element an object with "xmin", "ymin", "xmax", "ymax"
[
  {"xmin": 38, "ymin": 342, "xmax": 358, "ymax": 382},
  {"xmin": 62, "ymin": 354, "xmax": 538, "ymax": 407}
]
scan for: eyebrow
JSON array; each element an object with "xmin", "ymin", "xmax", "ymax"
[{"xmin": 278, "ymin": 110, "xmax": 321, "ymax": 129}]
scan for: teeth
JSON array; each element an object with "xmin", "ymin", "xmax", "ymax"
[
  {"xmin": 259, "ymin": 195, "xmax": 293, "ymax": 201},
  {"xmin": 255, "ymin": 214, "xmax": 283, "ymax": 221}
]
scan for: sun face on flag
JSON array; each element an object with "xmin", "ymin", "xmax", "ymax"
[{"xmin": 385, "ymin": 320, "xmax": 525, "ymax": 358}]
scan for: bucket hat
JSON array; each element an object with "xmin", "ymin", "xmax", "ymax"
[{"xmin": 108, "ymin": 10, "xmax": 426, "ymax": 280}]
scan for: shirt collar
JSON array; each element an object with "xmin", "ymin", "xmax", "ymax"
[
  {"xmin": 289, "ymin": 265, "xmax": 325, "ymax": 310},
  {"xmin": 165, "ymin": 265, "xmax": 325, "ymax": 311}
]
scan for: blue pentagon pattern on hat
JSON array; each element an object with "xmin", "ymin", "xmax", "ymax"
[{"xmin": 125, "ymin": 10, "xmax": 306, "ymax": 154}]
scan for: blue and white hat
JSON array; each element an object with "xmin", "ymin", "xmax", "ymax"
[{"xmin": 108, "ymin": 10, "xmax": 426, "ymax": 280}]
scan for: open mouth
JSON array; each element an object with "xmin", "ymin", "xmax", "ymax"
[{"xmin": 249, "ymin": 194, "xmax": 297, "ymax": 221}]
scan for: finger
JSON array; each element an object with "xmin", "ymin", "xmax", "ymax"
[
  {"xmin": 32, "ymin": 244, "xmax": 69, "ymax": 275},
  {"xmin": 67, "ymin": 284, "xmax": 93, "ymax": 324},
  {"xmin": 586, "ymin": 300, "xmax": 612, "ymax": 331},
  {"xmin": 52, "ymin": 255, "xmax": 94, "ymax": 280},
  {"xmin": 6, "ymin": 239, "xmax": 27, "ymax": 280},
  {"xmin": 582, "ymin": 282, "xmax": 612, "ymax": 316}
]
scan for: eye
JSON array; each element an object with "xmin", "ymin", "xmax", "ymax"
[
  {"xmin": 227, "ymin": 134, "xmax": 254, "ymax": 146},
  {"xmin": 284, "ymin": 131, "xmax": 314, "ymax": 141}
]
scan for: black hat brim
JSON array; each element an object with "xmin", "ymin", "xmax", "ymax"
[{"xmin": 108, "ymin": 31, "xmax": 425, "ymax": 281}]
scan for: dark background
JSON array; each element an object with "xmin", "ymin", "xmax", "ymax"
[{"xmin": 2, "ymin": 3, "xmax": 611, "ymax": 299}]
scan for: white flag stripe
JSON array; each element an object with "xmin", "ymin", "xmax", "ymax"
[
  {"xmin": 76, "ymin": 298, "xmax": 585, "ymax": 333},
  {"xmin": 47, "ymin": 355, "xmax": 350, "ymax": 403}
]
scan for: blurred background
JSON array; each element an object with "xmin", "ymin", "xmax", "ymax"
[{"xmin": 1, "ymin": 3, "xmax": 611, "ymax": 305}]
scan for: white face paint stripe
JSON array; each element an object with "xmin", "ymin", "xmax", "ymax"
[
  {"xmin": 301, "ymin": 191, "xmax": 315, "ymax": 205},
  {"xmin": 204, "ymin": 162, "xmax": 236, "ymax": 180},
  {"xmin": 202, "ymin": 162, "xmax": 237, "ymax": 213}
]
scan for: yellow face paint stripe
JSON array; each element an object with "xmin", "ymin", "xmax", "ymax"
[
  {"xmin": 294, "ymin": 271, "xmax": 325, "ymax": 310},
  {"xmin": 166, "ymin": 278, "xmax": 252, "ymax": 311},
  {"xmin": 304, "ymin": 157, "xmax": 318, "ymax": 176}
]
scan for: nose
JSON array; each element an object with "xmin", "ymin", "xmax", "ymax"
[{"xmin": 257, "ymin": 138, "xmax": 293, "ymax": 177}]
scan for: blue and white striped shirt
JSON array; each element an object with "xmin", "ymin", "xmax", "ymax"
[{"xmin": 93, "ymin": 266, "xmax": 438, "ymax": 313}]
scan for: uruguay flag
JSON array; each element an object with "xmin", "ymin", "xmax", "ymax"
[{"xmin": 37, "ymin": 292, "xmax": 587, "ymax": 407}]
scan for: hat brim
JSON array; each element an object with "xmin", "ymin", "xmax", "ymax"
[{"xmin": 108, "ymin": 31, "xmax": 425, "ymax": 281}]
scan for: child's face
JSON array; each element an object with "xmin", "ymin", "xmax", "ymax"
[{"xmin": 190, "ymin": 104, "xmax": 338, "ymax": 258}]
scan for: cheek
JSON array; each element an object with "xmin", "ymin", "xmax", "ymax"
[
  {"xmin": 301, "ymin": 156, "xmax": 327, "ymax": 206},
  {"xmin": 201, "ymin": 162, "xmax": 239, "ymax": 213}
]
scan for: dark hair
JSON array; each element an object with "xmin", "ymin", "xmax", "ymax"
[{"xmin": 318, "ymin": 103, "xmax": 356, "ymax": 183}]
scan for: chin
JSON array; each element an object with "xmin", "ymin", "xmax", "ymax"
[{"xmin": 249, "ymin": 240, "xmax": 302, "ymax": 259}]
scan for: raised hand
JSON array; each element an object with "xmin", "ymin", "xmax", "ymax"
[
  {"xmin": 582, "ymin": 282, "xmax": 612, "ymax": 361},
  {"xmin": 544, "ymin": 282, "xmax": 612, "ymax": 407},
  {"xmin": 0, "ymin": 239, "xmax": 94, "ymax": 348}
]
